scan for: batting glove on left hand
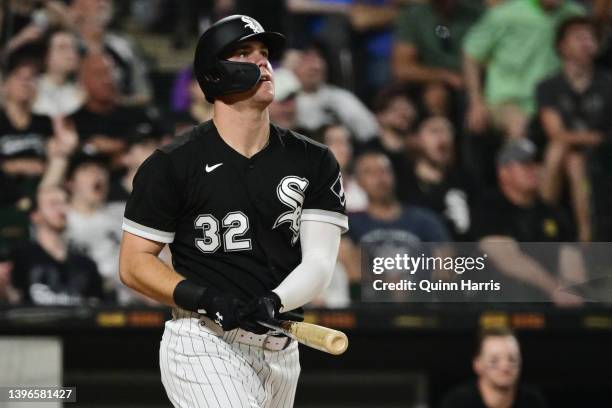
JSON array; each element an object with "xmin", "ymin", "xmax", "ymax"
[{"xmin": 238, "ymin": 291, "xmax": 282, "ymax": 334}]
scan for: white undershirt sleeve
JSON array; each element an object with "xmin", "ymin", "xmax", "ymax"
[{"xmin": 272, "ymin": 220, "xmax": 342, "ymax": 312}]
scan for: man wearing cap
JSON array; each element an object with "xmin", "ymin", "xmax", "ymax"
[
  {"xmin": 119, "ymin": 15, "xmax": 347, "ymax": 407},
  {"xmin": 474, "ymin": 139, "xmax": 586, "ymax": 306}
]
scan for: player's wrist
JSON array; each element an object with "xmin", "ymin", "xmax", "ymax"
[
  {"xmin": 266, "ymin": 291, "xmax": 283, "ymax": 314},
  {"xmin": 173, "ymin": 279, "xmax": 207, "ymax": 313}
]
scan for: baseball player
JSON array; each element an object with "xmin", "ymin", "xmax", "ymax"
[{"xmin": 118, "ymin": 15, "xmax": 348, "ymax": 408}]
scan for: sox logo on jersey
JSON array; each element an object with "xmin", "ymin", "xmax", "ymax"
[{"xmin": 273, "ymin": 176, "xmax": 309, "ymax": 245}]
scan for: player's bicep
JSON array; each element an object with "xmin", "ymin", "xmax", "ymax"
[{"xmin": 121, "ymin": 230, "xmax": 167, "ymax": 258}]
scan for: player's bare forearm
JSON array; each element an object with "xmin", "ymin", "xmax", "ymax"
[{"xmin": 119, "ymin": 231, "xmax": 184, "ymax": 306}]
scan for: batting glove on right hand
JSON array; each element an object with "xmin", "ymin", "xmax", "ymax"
[
  {"xmin": 197, "ymin": 287, "xmax": 244, "ymax": 331},
  {"xmin": 238, "ymin": 291, "xmax": 283, "ymax": 335}
]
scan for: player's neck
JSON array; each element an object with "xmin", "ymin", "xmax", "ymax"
[{"xmin": 213, "ymin": 105, "xmax": 270, "ymax": 158}]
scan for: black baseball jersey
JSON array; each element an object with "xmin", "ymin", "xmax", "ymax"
[{"xmin": 123, "ymin": 120, "xmax": 347, "ymax": 301}]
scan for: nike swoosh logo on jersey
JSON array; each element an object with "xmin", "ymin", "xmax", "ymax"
[{"xmin": 205, "ymin": 163, "xmax": 223, "ymax": 173}]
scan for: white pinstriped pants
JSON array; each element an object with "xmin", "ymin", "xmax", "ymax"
[{"xmin": 160, "ymin": 311, "xmax": 301, "ymax": 408}]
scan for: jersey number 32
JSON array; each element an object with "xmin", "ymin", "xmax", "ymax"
[{"xmin": 194, "ymin": 211, "xmax": 252, "ymax": 253}]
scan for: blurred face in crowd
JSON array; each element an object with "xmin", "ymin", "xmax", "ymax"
[
  {"xmin": 418, "ymin": 116, "xmax": 454, "ymax": 167},
  {"xmin": 223, "ymin": 41, "xmax": 274, "ymax": 105},
  {"xmin": 3, "ymin": 64, "xmax": 38, "ymax": 105},
  {"xmin": 47, "ymin": 31, "xmax": 80, "ymax": 76},
  {"xmin": 269, "ymin": 94, "xmax": 297, "ymax": 129},
  {"xmin": 377, "ymin": 95, "xmax": 417, "ymax": 134},
  {"xmin": 474, "ymin": 335, "xmax": 521, "ymax": 389},
  {"xmin": 539, "ymin": 0, "xmax": 561, "ymax": 11},
  {"xmin": 72, "ymin": 0, "xmax": 113, "ymax": 28},
  {"xmin": 498, "ymin": 160, "xmax": 540, "ymax": 199},
  {"xmin": 70, "ymin": 163, "xmax": 109, "ymax": 208},
  {"xmin": 323, "ymin": 125, "xmax": 353, "ymax": 171},
  {"xmin": 80, "ymin": 53, "xmax": 118, "ymax": 104},
  {"xmin": 423, "ymin": 82, "xmax": 449, "ymax": 117},
  {"xmin": 432, "ymin": 0, "xmax": 458, "ymax": 16},
  {"xmin": 355, "ymin": 153, "xmax": 395, "ymax": 204},
  {"xmin": 33, "ymin": 187, "xmax": 68, "ymax": 232},
  {"xmin": 293, "ymin": 48, "xmax": 326, "ymax": 92},
  {"xmin": 559, "ymin": 24, "xmax": 598, "ymax": 65},
  {"xmin": 124, "ymin": 141, "xmax": 159, "ymax": 172}
]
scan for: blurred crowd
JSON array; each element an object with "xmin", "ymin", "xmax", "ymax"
[{"xmin": 0, "ymin": 0, "xmax": 611, "ymax": 308}]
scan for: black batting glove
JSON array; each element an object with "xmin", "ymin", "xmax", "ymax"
[
  {"xmin": 238, "ymin": 291, "xmax": 282, "ymax": 334},
  {"xmin": 173, "ymin": 280, "xmax": 245, "ymax": 331},
  {"xmin": 197, "ymin": 287, "xmax": 244, "ymax": 331}
]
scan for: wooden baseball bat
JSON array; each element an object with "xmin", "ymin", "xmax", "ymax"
[{"xmin": 257, "ymin": 320, "xmax": 349, "ymax": 355}]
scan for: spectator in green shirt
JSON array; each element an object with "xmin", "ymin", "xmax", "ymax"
[
  {"xmin": 392, "ymin": 0, "xmax": 483, "ymax": 89},
  {"xmin": 463, "ymin": 0, "xmax": 583, "ymax": 139}
]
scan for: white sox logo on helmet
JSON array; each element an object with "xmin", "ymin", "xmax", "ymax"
[
  {"xmin": 273, "ymin": 176, "xmax": 309, "ymax": 245},
  {"xmin": 241, "ymin": 16, "xmax": 264, "ymax": 34}
]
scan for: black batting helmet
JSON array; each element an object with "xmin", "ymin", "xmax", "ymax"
[{"xmin": 194, "ymin": 15, "xmax": 286, "ymax": 103}]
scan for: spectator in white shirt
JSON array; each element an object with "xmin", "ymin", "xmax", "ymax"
[
  {"xmin": 33, "ymin": 29, "xmax": 85, "ymax": 117},
  {"xmin": 291, "ymin": 42, "xmax": 379, "ymax": 142}
]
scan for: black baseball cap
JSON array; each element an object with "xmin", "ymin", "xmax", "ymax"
[{"xmin": 496, "ymin": 139, "xmax": 536, "ymax": 167}]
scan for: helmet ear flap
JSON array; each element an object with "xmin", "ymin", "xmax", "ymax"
[{"xmin": 202, "ymin": 60, "xmax": 261, "ymax": 103}]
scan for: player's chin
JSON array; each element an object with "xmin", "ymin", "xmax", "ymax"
[{"xmin": 253, "ymin": 82, "xmax": 275, "ymax": 103}]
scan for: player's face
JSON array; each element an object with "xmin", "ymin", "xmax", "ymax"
[
  {"xmin": 324, "ymin": 125, "xmax": 352, "ymax": 170},
  {"xmin": 36, "ymin": 188, "xmax": 68, "ymax": 231},
  {"xmin": 418, "ymin": 117, "xmax": 454, "ymax": 166},
  {"xmin": 226, "ymin": 41, "xmax": 274, "ymax": 105},
  {"xmin": 474, "ymin": 336, "xmax": 521, "ymax": 389},
  {"xmin": 356, "ymin": 154, "xmax": 395, "ymax": 202},
  {"xmin": 70, "ymin": 163, "xmax": 109, "ymax": 206}
]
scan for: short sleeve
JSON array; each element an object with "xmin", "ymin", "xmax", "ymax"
[
  {"xmin": 302, "ymin": 148, "xmax": 349, "ymax": 233},
  {"xmin": 535, "ymin": 78, "xmax": 557, "ymax": 110},
  {"xmin": 394, "ymin": 5, "xmax": 419, "ymax": 45},
  {"xmin": 463, "ymin": 9, "xmax": 499, "ymax": 62},
  {"xmin": 122, "ymin": 150, "xmax": 181, "ymax": 243}
]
